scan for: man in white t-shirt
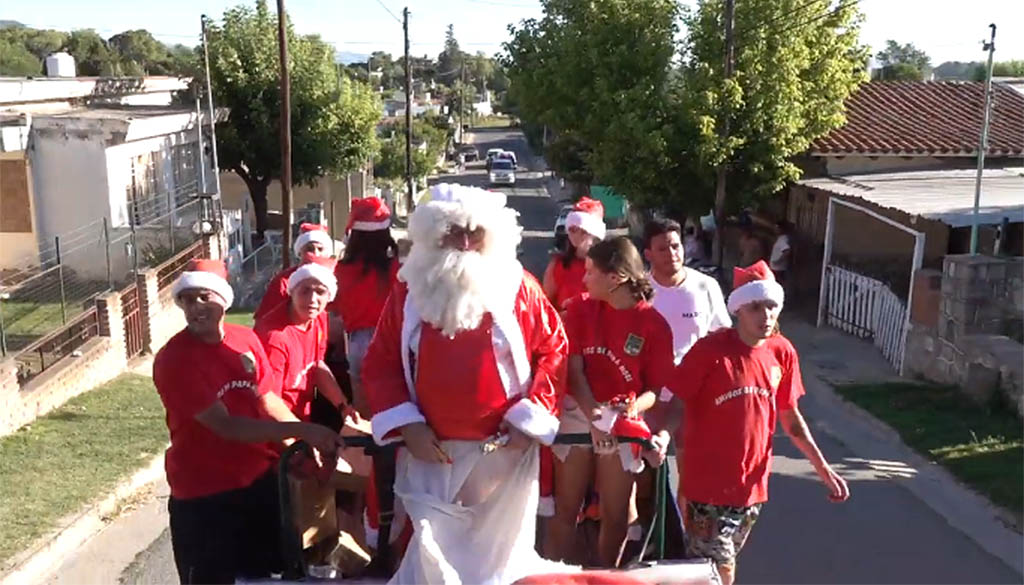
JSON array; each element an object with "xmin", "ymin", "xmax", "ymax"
[{"xmin": 643, "ymin": 218, "xmax": 731, "ymax": 371}]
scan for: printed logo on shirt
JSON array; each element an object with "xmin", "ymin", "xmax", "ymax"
[
  {"xmin": 582, "ymin": 346, "xmax": 634, "ymax": 382},
  {"xmin": 623, "ymin": 333, "xmax": 645, "ymax": 356},
  {"xmin": 769, "ymin": 366, "xmax": 783, "ymax": 390},
  {"xmin": 713, "ymin": 386, "xmax": 771, "ymax": 406},
  {"xmin": 239, "ymin": 351, "xmax": 257, "ymax": 374},
  {"xmin": 217, "ymin": 379, "xmax": 259, "ymax": 398},
  {"xmin": 679, "ymin": 311, "xmax": 700, "ymax": 319}
]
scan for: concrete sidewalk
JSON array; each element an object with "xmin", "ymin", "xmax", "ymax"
[{"xmin": 779, "ymin": 316, "xmax": 1023, "ymax": 577}]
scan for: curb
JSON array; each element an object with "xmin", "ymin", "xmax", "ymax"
[
  {"xmin": 0, "ymin": 453, "xmax": 166, "ymax": 585},
  {"xmin": 799, "ymin": 361, "xmax": 1024, "ymax": 576}
]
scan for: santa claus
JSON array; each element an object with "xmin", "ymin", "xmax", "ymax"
[{"xmin": 362, "ymin": 183, "xmax": 572, "ymax": 584}]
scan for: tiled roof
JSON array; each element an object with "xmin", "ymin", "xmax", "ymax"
[{"xmin": 811, "ymin": 81, "xmax": 1024, "ymax": 157}]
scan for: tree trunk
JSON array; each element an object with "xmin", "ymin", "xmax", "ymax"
[{"xmin": 241, "ymin": 174, "xmax": 271, "ymax": 239}]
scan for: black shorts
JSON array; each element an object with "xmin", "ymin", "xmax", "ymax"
[{"xmin": 168, "ymin": 470, "xmax": 283, "ymax": 584}]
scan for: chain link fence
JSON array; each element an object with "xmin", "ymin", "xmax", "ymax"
[{"xmin": 0, "ymin": 190, "xmax": 213, "ymax": 357}]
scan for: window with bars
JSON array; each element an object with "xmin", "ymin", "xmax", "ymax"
[{"xmin": 172, "ymin": 142, "xmax": 199, "ymax": 195}]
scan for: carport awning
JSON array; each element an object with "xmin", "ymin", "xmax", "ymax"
[{"xmin": 798, "ymin": 168, "xmax": 1024, "ymax": 227}]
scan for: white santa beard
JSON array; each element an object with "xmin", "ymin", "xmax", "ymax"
[{"xmin": 401, "ymin": 245, "xmax": 519, "ymax": 337}]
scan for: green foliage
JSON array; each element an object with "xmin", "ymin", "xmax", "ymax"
[
  {"xmin": 971, "ymin": 60, "xmax": 1024, "ymax": 81},
  {"xmin": 64, "ymin": 29, "xmax": 114, "ymax": 76},
  {"xmin": 206, "ymin": 0, "xmax": 380, "ymax": 234},
  {"xmin": 873, "ymin": 62, "xmax": 925, "ymax": 81},
  {"xmin": 875, "ymin": 39, "xmax": 931, "ymax": 73},
  {"xmin": 0, "ymin": 37, "xmax": 42, "ymax": 76},
  {"xmin": 504, "ymin": 0, "xmax": 868, "ymax": 216},
  {"xmin": 374, "ymin": 119, "xmax": 447, "ymax": 182},
  {"xmin": 544, "ymin": 133, "xmax": 593, "ymax": 185}
]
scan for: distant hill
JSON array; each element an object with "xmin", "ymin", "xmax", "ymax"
[
  {"xmin": 335, "ymin": 51, "xmax": 370, "ymax": 65},
  {"xmin": 934, "ymin": 61, "xmax": 982, "ymax": 80},
  {"xmin": 0, "ymin": 20, "xmax": 25, "ymax": 29}
]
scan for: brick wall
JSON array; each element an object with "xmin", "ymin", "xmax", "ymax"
[
  {"xmin": 903, "ymin": 255, "xmax": 1024, "ymax": 418},
  {"xmin": 0, "ymin": 233, "xmax": 222, "ymax": 437}
]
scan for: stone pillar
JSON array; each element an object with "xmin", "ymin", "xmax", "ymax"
[
  {"xmin": 909, "ymin": 269, "xmax": 942, "ymax": 328},
  {"xmin": 95, "ymin": 291, "xmax": 128, "ymax": 369},
  {"xmin": 0, "ymin": 358, "xmax": 21, "ymax": 435},
  {"xmin": 137, "ymin": 269, "xmax": 160, "ymax": 354}
]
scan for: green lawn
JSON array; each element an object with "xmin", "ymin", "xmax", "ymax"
[
  {"xmin": 472, "ymin": 115, "xmax": 513, "ymax": 128},
  {"xmin": 836, "ymin": 382, "xmax": 1023, "ymax": 525},
  {"xmin": 0, "ymin": 374, "xmax": 168, "ymax": 568},
  {"xmin": 1, "ymin": 300, "xmax": 67, "ymax": 338},
  {"xmin": 225, "ymin": 309, "xmax": 255, "ymax": 328}
]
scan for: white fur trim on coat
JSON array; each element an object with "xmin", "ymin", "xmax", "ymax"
[
  {"xmin": 351, "ymin": 219, "xmax": 391, "ymax": 231},
  {"xmin": 287, "ymin": 262, "xmax": 338, "ymax": 301},
  {"xmin": 566, "ymin": 210, "xmax": 606, "ymax": 240},
  {"xmin": 726, "ymin": 279, "xmax": 785, "ymax": 315},
  {"xmin": 172, "ymin": 271, "xmax": 234, "ymax": 308},
  {"xmin": 503, "ymin": 398, "xmax": 560, "ymax": 445},
  {"xmin": 371, "ymin": 401, "xmax": 426, "ymax": 445},
  {"xmin": 293, "ymin": 229, "xmax": 333, "ymax": 258}
]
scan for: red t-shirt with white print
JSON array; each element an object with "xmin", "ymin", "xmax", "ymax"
[
  {"xmin": 670, "ymin": 327, "xmax": 805, "ymax": 507},
  {"xmin": 153, "ymin": 324, "xmax": 278, "ymax": 499},
  {"xmin": 255, "ymin": 308, "xmax": 329, "ymax": 420},
  {"xmin": 565, "ymin": 297, "xmax": 675, "ymax": 404}
]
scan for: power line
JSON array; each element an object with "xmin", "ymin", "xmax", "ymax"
[
  {"xmin": 461, "ymin": 0, "xmax": 539, "ymax": 7},
  {"xmin": 732, "ymin": 0, "xmax": 825, "ymax": 41},
  {"xmin": 373, "ymin": 0, "xmax": 403, "ymax": 24},
  {"xmin": 734, "ymin": 0, "xmax": 861, "ymax": 52}
]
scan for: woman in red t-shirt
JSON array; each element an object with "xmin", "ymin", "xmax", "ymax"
[
  {"xmin": 542, "ymin": 197, "xmax": 606, "ymax": 312},
  {"xmin": 330, "ymin": 197, "xmax": 399, "ymax": 415},
  {"xmin": 153, "ymin": 259, "xmax": 341, "ymax": 584},
  {"xmin": 253, "ymin": 223, "xmax": 333, "ymax": 327},
  {"xmin": 255, "ymin": 256, "xmax": 351, "ymax": 421},
  {"xmin": 545, "ymin": 237, "xmax": 675, "ymax": 568}
]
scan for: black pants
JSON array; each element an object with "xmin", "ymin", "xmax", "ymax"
[{"xmin": 168, "ymin": 471, "xmax": 283, "ymax": 584}]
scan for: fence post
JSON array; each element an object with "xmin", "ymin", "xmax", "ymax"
[
  {"xmin": 0, "ymin": 295, "xmax": 7, "ymax": 357},
  {"xmin": 55, "ymin": 236, "xmax": 68, "ymax": 325},
  {"xmin": 168, "ymin": 189, "xmax": 176, "ymax": 253},
  {"xmin": 130, "ymin": 198, "xmax": 140, "ymax": 277},
  {"xmin": 103, "ymin": 217, "xmax": 113, "ymax": 290}
]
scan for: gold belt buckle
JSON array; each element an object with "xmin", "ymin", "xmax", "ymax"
[{"xmin": 481, "ymin": 433, "xmax": 510, "ymax": 453}]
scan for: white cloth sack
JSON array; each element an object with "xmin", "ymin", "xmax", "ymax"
[{"xmin": 391, "ymin": 440, "xmax": 574, "ymax": 585}]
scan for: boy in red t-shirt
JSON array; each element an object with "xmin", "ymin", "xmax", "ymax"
[
  {"xmin": 666, "ymin": 260, "xmax": 849, "ymax": 585},
  {"xmin": 153, "ymin": 259, "xmax": 341, "ymax": 584},
  {"xmin": 256, "ymin": 256, "xmax": 350, "ymax": 420}
]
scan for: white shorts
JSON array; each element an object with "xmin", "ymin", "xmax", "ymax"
[{"xmin": 549, "ymin": 397, "xmax": 645, "ymax": 474}]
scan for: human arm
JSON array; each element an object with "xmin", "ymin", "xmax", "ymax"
[
  {"xmin": 361, "ymin": 283, "xmax": 447, "ymax": 463},
  {"xmin": 312, "ymin": 361, "xmax": 349, "ymax": 410},
  {"xmin": 779, "ymin": 407, "xmax": 849, "ymax": 502},
  {"xmin": 502, "ymin": 278, "xmax": 566, "ymax": 445},
  {"xmin": 195, "ymin": 400, "xmax": 340, "ymax": 456},
  {"xmin": 541, "ymin": 259, "xmax": 559, "ymax": 305}
]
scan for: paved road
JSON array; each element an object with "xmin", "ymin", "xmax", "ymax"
[{"xmin": 118, "ymin": 127, "xmax": 1021, "ymax": 584}]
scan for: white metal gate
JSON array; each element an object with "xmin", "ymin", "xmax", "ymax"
[
  {"xmin": 817, "ymin": 197, "xmax": 925, "ymax": 374},
  {"xmin": 822, "ymin": 266, "xmax": 910, "ymax": 370}
]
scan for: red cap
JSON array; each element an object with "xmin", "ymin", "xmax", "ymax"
[
  {"xmin": 346, "ymin": 197, "xmax": 392, "ymax": 233},
  {"xmin": 573, "ymin": 196, "xmax": 605, "ymax": 219},
  {"xmin": 184, "ymin": 258, "xmax": 228, "ymax": 280},
  {"xmin": 300, "ymin": 223, "xmax": 328, "ymax": 234},
  {"xmin": 732, "ymin": 259, "xmax": 776, "ymax": 291}
]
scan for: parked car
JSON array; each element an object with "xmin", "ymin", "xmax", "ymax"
[
  {"xmin": 486, "ymin": 148, "xmax": 505, "ymax": 161},
  {"xmin": 459, "ymin": 145, "xmax": 479, "ymax": 162},
  {"xmin": 553, "ymin": 203, "xmax": 575, "ymax": 251},
  {"xmin": 488, "ymin": 159, "xmax": 516, "ymax": 186}
]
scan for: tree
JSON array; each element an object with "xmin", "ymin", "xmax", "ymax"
[
  {"xmin": 971, "ymin": 59, "xmax": 1024, "ymax": 81},
  {"xmin": 64, "ymin": 29, "xmax": 114, "ymax": 76},
  {"xmin": 374, "ymin": 119, "xmax": 447, "ymax": 183},
  {"xmin": 0, "ymin": 38, "xmax": 42, "ymax": 76},
  {"xmin": 873, "ymin": 40, "xmax": 930, "ymax": 81},
  {"xmin": 207, "ymin": 0, "xmax": 381, "ymax": 236},
  {"xmin": 679, "ymin": 0, "xmax": 868, "ymax": 213},
  {"xmin": 437, "ymin": 24, "xmax": 463, "ymax": 85}
]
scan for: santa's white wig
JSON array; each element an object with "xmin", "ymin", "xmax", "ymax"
[{"xmin": 399, "ymin": 183, "xmax": 524, "ymax": 336}]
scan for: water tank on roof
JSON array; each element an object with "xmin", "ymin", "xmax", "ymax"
[{"xmin": 45, "ymin": 52, "xmax": 76, "ymax": 78}]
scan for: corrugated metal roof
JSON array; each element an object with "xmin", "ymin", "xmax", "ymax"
[{"xmin": 798, "ymin": 168, "xmax": 1024, "ymax": 228}]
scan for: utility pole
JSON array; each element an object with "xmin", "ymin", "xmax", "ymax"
[
  {"xmin": 970, "ymin": 24, "xmax": 997, "ymax": 255},
  {"xmin": 404, "ymin": 7, "xmax": 414, "ymax": 211},
  {"xmin": 711, "ymin": 0, "xmax": 735, "ymax": 266},
  {"xmin": 200, "ymin": 15, "xmax": 221, "ymax": 198},
  {"xmin": 277, "ymin": 0, "xmax": 293, "ymax": 269}
]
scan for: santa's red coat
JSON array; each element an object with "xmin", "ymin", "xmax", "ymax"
[{"xmin": 362, "ymin": 270, "xmax": 567, "ymax": 445}]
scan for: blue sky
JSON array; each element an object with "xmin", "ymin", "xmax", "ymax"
[{"xmin": 6, "ymin": 0, "xmax": 1023, "ymax": 64}]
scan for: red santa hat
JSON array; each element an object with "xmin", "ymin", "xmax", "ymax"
[
  {"xmin": 286, "ymin": 255, "xmax": 338, "ymax": 301},
  {"xmin": 346, "ymin": 197, "xmax": 391, "ymax": 234},
  {"xmin": 727, "ymin": 260, "xmax": 785, "ymax": 315},
  {"xmin": 172, "ymin": 258, "xmax": 234, "ymax": 308},
  {"xmin": 565, "ymin": 196, "xmax": 606, "ymax": 240},
  {"xmin": 407, "ymin": 183, "xmax": 520, "ymax": 250},
  {"xmin": 292, "ymin": 223, "xmax": 333, "ymax": 258}
]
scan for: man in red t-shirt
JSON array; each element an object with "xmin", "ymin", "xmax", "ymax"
[
  {"xmin": 153, "ymin": 259, "xmax": 342, "ymax": 584},
  {"xmin": 667, "ymin": 260, "xmax": 849, "ymax": 585},
  {"xmin": 253, "ymin": 223, "xmax": 333, "ymax": 327}
]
